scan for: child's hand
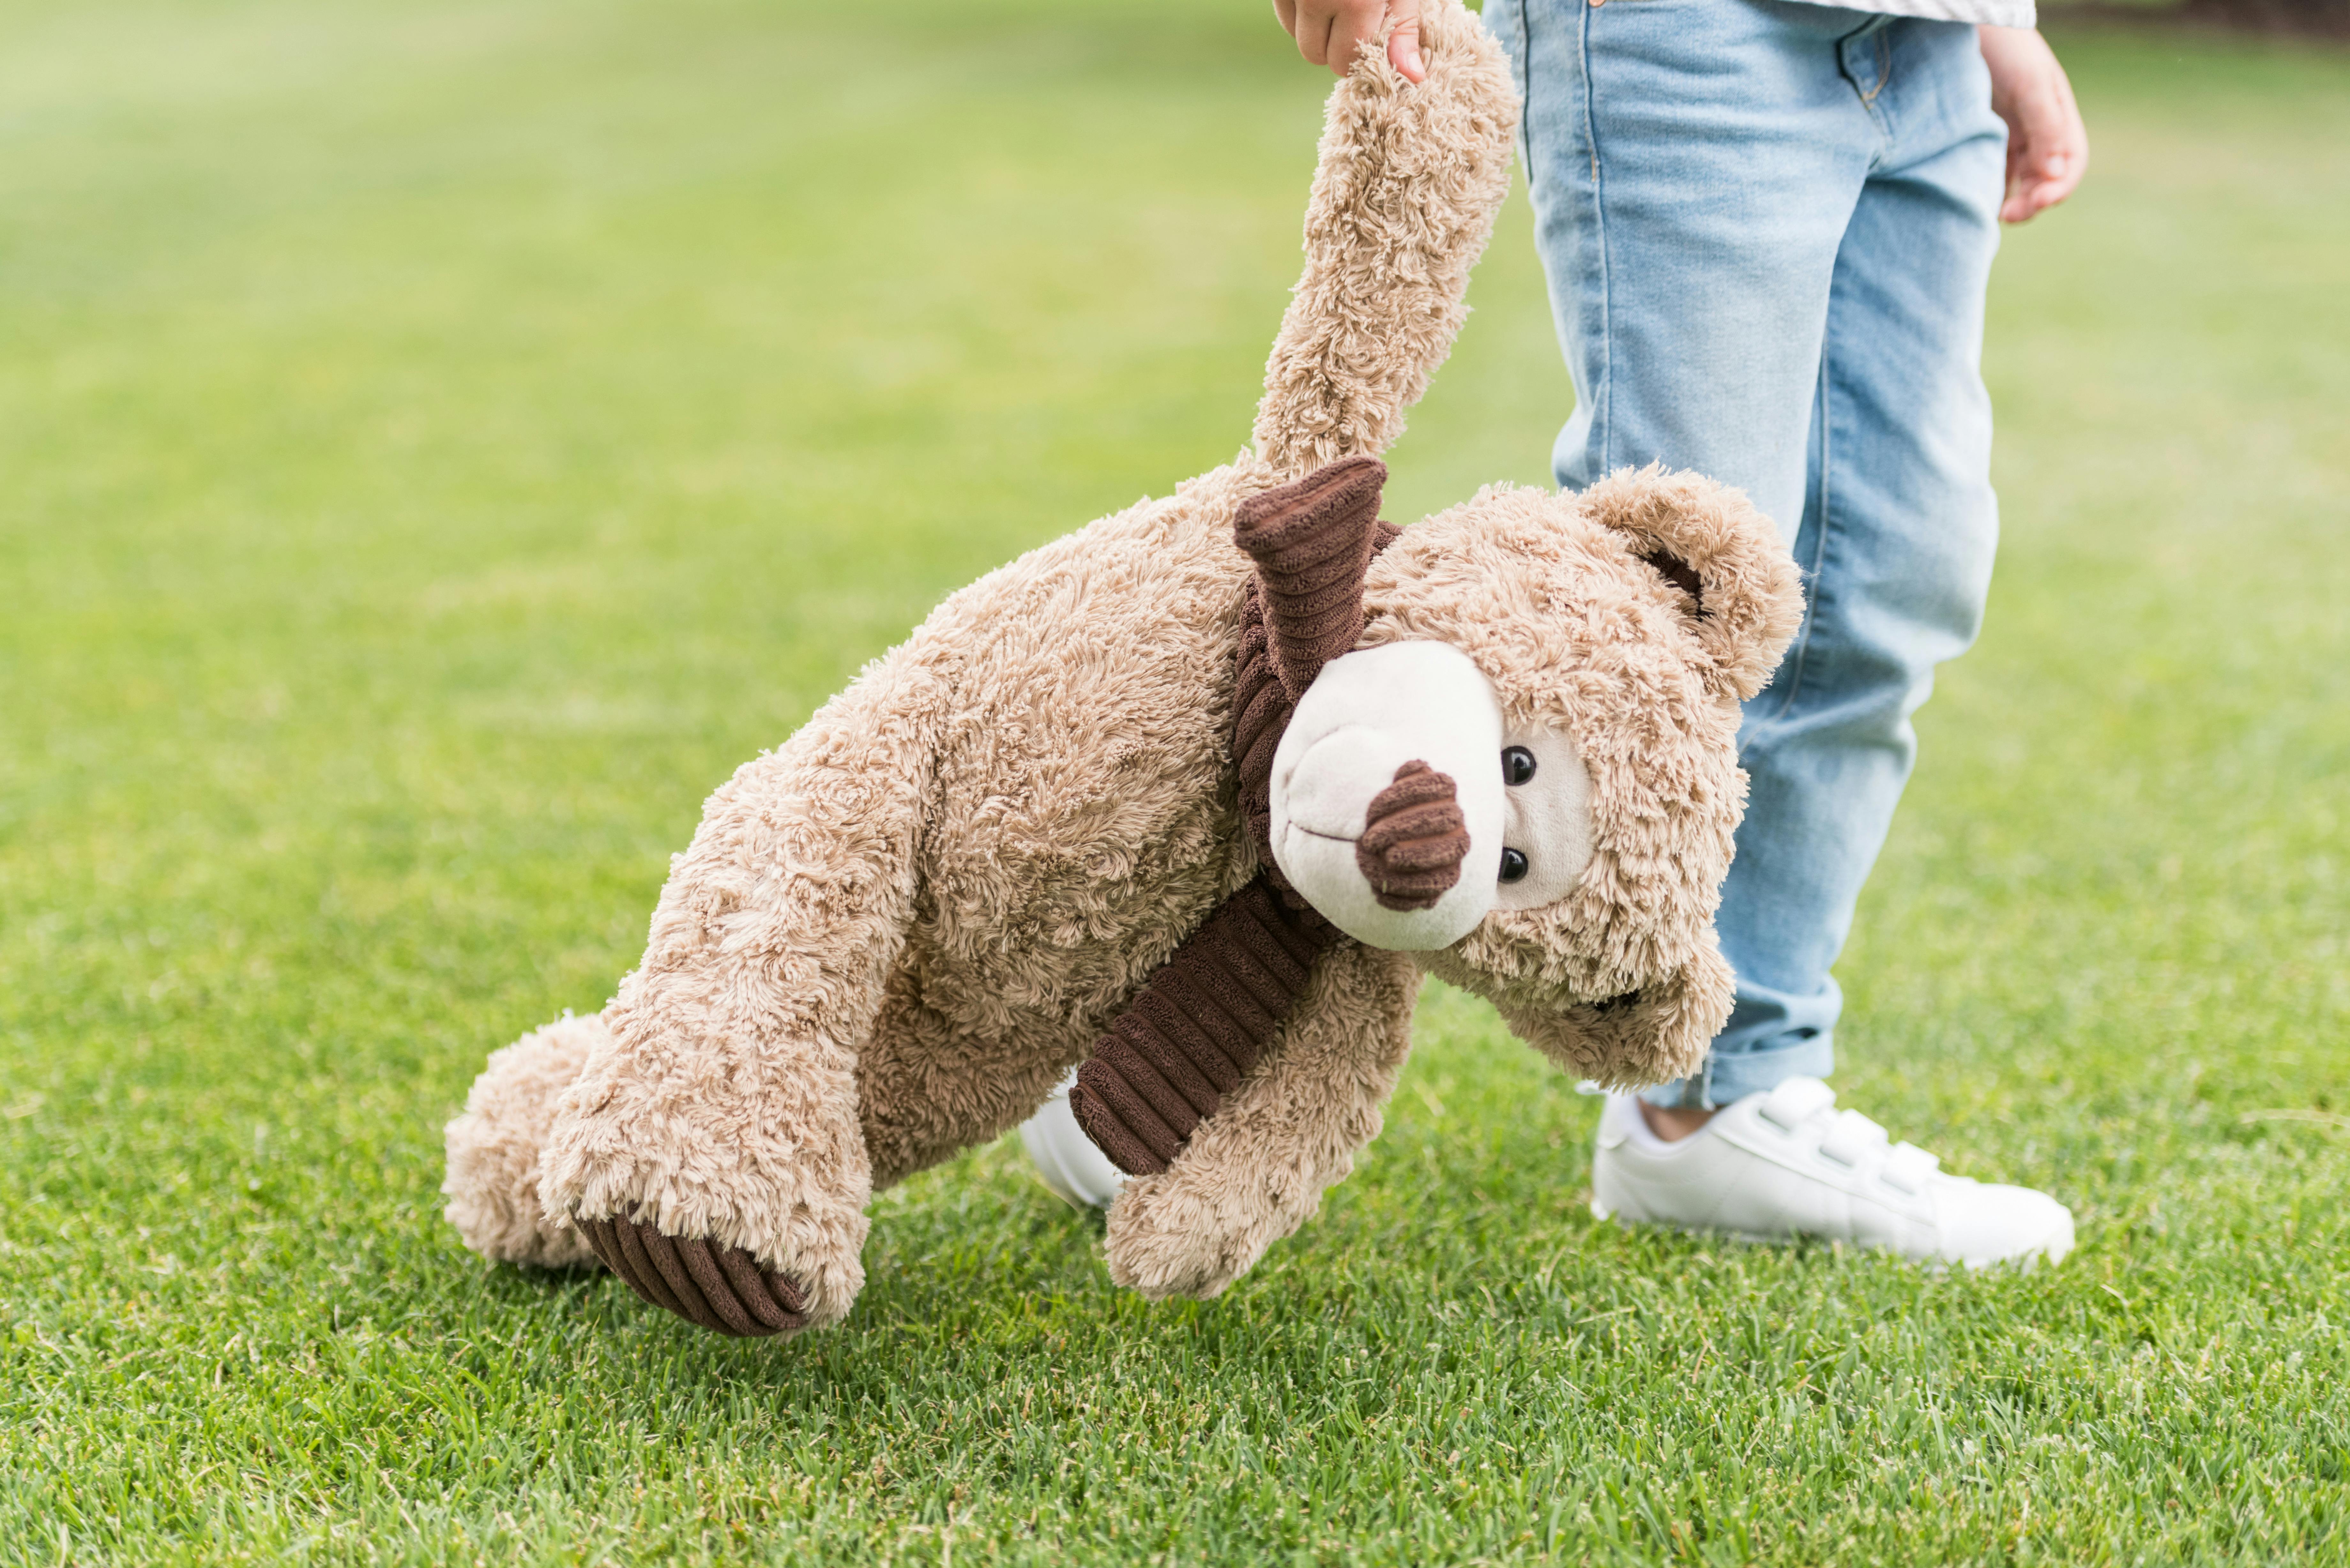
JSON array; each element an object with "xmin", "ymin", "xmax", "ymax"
[
  {"xmin": 1979, "ymin": 26, "xmax": 2088, "ymax": 223},
  {"xmin": 1273, "ymin": 0, "xmax": 1425, "ymax": 84}
]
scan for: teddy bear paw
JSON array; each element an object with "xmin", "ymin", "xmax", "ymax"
[{"xmin": 578, "ymin": 1215, "xmax": 810, "ymax": 1338}]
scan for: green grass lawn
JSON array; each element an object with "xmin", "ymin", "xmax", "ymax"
[{"xmin": 4, "ymin": 1, "xmax": 2346, "ymax": 1561}]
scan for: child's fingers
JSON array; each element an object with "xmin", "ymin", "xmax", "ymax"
[
  {"xmin": 1311, "ymin": 11, "xmax": 1339, "ymax": 68},
  {"xmin": 2032, "ymin": 148, "xmax": 2086, "ymax": 213},
  {"xmin": 1999, "ymin": 94, "xmax": 2088, "ymax": 222},
  {"xmin": 1982, "ymin": 27, "xmax": 2088, "ymax": 225},
  {"xmin": 1279, "ymin": 0, "xmax": 1422, "ymax": 83},
  {"xmin": 1387, "ymin": 5, "xmax": 1425, "ymax": 82},
  {"xmin": 1325, "ymin": 4, "xmax": 1383, "ymax": 76}
]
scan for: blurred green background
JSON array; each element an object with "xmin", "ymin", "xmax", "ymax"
[{"xmin": 2, "ymin": 1, "xmax": 2345, "ymax": 1562}]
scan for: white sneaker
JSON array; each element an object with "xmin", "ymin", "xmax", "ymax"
[
  {"xmin": 1018, "ymin": 1072, "xmax": 1129, "ymax": 1210},
  {"xmin": 1591, "ymin": 1077, "xmax": 2073, "ymax": 1268}
]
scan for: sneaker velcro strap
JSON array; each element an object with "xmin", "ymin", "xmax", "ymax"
[
  {"xmin": 1816, "ymin": 1108, "xmax": 1891, "ymax": 1168},
  {"xmin": 1880, "ymin": 1142, "xmax": 1941, "ymax": 1195},
  {"xmin": 1755, "ymin": 1076, "xmax": 1837, "ymax": 1133}
]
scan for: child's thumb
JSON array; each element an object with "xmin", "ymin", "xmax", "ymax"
[{"xmin": 1387, "ymin": 2, "xmax": 1425, "ymax": 83}]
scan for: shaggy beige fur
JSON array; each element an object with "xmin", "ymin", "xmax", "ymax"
[
  {"xmin": 440, "ymin": 1014, "xmax": 606, "ymax": 1269},
  {"xmin": 1104, "ymin": 941, "xmax": 1418, "ymax": 1297},
  {"xmin": 1253, "ymin": 2, "xmax": 1517, "ymax": 480},
  {"xmin": 442, "ymin": 2, "xmax": 1803, "ymax": 1333},
  {"xmin": 1366, "ymin": 468, "xmax": 1804, "ymax": 1085}
]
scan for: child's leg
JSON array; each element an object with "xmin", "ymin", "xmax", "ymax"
[
  {"xmin": 1500, "ymin": 5, "xmax": 2065, "ymax": 1263},
  {"xmin": 1491, "ymin": 0, "xmax": 2002, "ymax": 1106},
  {"xmin": 1704, "ymin": 21, "xmax": 2006, "ymax": 1108}
]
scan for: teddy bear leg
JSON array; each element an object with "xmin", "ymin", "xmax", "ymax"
[
  {"xmin": 1103, "ymin": 942, "xmax": 1419, "ymax": 1300},
  {"xmin": 851, "ymin": 968, "xmax": 1088, "ymax": 1191},
  {"xmin": 536, "ymin": 658, "xmax": 947, "ymax": 1338},
  {"xmin": 443, "ymin": 1012, "xmax": 610, "ymax": 1270},
  {"xmin": 544, "ymin": 966, "xmax": 891, "ymax": 1338}
]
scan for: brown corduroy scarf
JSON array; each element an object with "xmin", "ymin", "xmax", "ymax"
[{"xmin": 1069, "ymin": 457, "xmax": 1474, "ymax": 1175}]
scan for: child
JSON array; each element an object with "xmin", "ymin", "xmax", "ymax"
[{"xmin": 1266, "ymin": 0, "xmax": 2087, "ymax": 1264}]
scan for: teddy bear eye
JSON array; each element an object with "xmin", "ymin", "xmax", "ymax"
[
  {"xmin": 1502, "ymin": 746, "xmax": 1536, "ymax": 787},
  {"xmin": 1499, "ymin": 847, "xmax": 1529, "ymax": 884}
]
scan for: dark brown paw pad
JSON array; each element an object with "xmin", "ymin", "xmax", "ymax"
[
  {"xmin": 1357, "ymin": 760, "xmax": 1469, "ymax": 911},
  {"xmin": 579, "ymin": 1214, "xmax": 809, "ymax": 1338}
]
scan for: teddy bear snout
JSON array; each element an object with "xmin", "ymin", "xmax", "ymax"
[{"xmin": 1268, "ymin": 641, "xmax": 1507, "ymax": 951}]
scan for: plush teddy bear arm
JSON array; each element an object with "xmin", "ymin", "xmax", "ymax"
[
  {"xmin": 1101, "ymin": 941, "xmax": 1418, "ymax": 1301},
  {"xmin": 533, "ymin": 653, "xmax": 949, "ymax": 1335},
  {"xmin": 1070, "ymin": 875, "xmax": 1339, "ymax": 1174},
  {"xmin": 1252, "ymin": 0, "xmax": 1517, "ymax": 479}
]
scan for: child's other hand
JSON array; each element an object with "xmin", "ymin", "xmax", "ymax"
[
  {"xmin": 1273, "ymin": 0, "xmax": 1425, "ymax": 84},
  {"xmin": 1979, "ymin": 26, "xmax": 2088, "ymax": 223}
]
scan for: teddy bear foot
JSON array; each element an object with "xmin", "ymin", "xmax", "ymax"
[{"xmin": 579, "ymin": 1216, "xmax": 809, "ymax": 1338}]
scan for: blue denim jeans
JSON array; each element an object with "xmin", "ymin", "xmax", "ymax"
[{"xmin": 1485, "ymin": 0, "xmax": 2008, "ymax": 1108}]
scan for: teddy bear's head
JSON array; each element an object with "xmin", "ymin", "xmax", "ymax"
[
  {"xmin": 1253, "ymin": 460, "xmax": 1803, "ymax": 1088},
  {"xmin": 1205, "ymin": 0, "xmax": 1801, "ymax": 1089}
]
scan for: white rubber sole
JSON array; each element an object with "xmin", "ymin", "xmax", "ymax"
[{"xmin": 1592, "ymin": 1196, "xmax": 2074, "ymax": 1268}]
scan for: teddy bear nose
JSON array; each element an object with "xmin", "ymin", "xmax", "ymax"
[{"xmin": 1356, "ymin": 761, "xmax": 1470, "ymax": 910}]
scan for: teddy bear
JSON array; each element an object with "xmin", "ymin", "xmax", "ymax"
[{"xmin": 441, "ymin": 0, "xmax": 1802, "ymax": 1340}]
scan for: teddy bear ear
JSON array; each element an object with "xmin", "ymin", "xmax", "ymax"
[
  {"xmin": 1491, "ymin": 939, "xmax": 1736, "ymax": 1092},
  {"xmin": 1577, "ymin": 464, "xmax": 1806, "ymax": 704}
]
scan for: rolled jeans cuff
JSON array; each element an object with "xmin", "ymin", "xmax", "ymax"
[{"xmin": 1637, "ymin": 1032, "xmax": 1837, "ymax": 1112}]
